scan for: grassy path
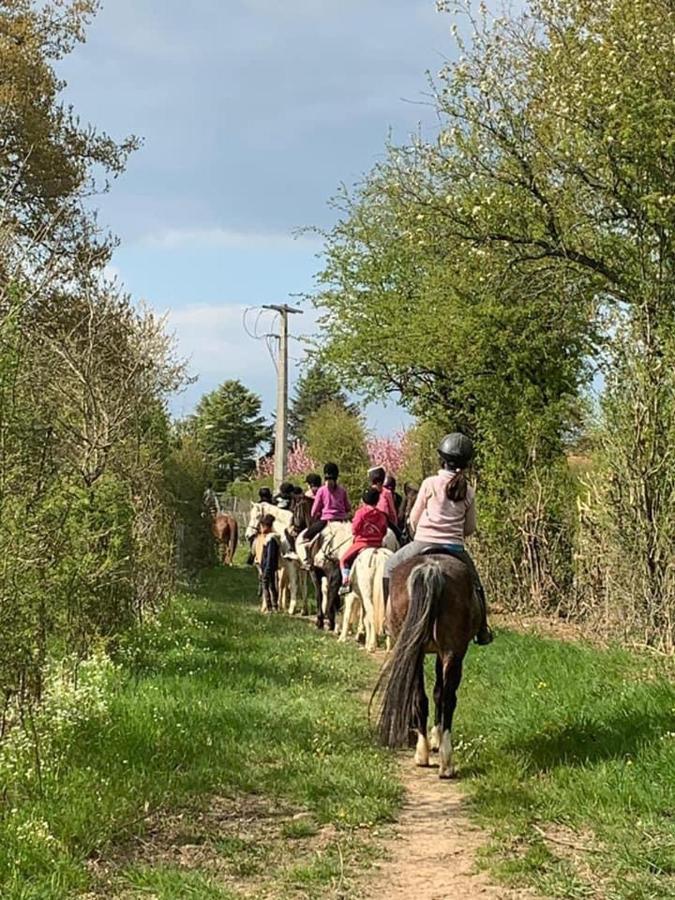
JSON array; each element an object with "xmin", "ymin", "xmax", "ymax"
[
  {"xmin": 1, "ymin": 565, "xmax": 674, "ymax": 899},
  {"xmin": 1, "ymin": 567, "xmax": 399, "ymax": 899}
]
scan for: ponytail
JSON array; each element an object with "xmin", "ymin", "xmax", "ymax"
[{"xmin": 445, "ymin": 470, "xmax": 468, "ymax": 502}]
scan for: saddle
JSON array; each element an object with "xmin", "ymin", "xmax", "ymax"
[{"xmin": 420, "ymin": 545, "xmax": 468, "ymax": 566}]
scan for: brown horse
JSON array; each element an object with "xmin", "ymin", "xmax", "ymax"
[
  {"xmin": 374, "ymin": 552, "xmax": 481, "ymax": 778},
  {"xmin": 398, "ymin": 482, "xmax": 419, "ymax": 544},
  {"xmin": 211, "ymin": 512, "xmax": 239, "ymax": 565}
]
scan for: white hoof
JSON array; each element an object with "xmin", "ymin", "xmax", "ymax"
[
  {"xmin": 429, "ymin": 725, "xmax": 442, "ymax": 752},
  {"xmin": 438, "ymin": 730, "xmax": 456, "ymax": 779},
  {"xmin": 414, "ymin": 733, "xmax": 430, "ymax": 767}
]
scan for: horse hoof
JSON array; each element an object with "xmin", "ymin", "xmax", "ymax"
[
  {"xmin": 439, "ymin": 767, "xmax": 458, "ymax": 780},
  {"xmin": 414, "ymin": 734, "xmax": 430, "ymax": 767}
]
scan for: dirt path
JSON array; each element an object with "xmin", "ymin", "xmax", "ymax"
[{"xmin": 364, "ymin": 756, "xmax": 536, "ymax": 900}]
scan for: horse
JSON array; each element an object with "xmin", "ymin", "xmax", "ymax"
[
  {"xmin": 373, "ymin": 552, "xmax": 482, "ymax": 779},
  {"xmin": 398, "ymin": 482, "xmax": 419, "ymax": 545},
  {"xmin": 338, "ymin": 547, "xmax": 392, "ymax": 652},
  {"xmin": 211, "ymin": 512, "xmax": 239, "ymax": 565},
  {"xmin": 246, "ymin": 501, "xmax": 308, "ymax": 614},
  {"xmin": 298, "ymin": 523, "xmax": 399, "ymax": 633}
]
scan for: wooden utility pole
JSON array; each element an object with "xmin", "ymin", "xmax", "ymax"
[{"xmin": 263, "ymin": 304, "xmax": 302, "ymax": 491}]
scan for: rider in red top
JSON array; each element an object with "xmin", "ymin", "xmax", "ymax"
[{"xmin": 339, "ymin": 488, "xmax": 388, "ymax": 593}]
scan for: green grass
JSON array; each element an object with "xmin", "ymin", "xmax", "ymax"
[
  {"xmin": 451, "ymin": 630, "xmax": 675, "ymax": 898},
  {"xmin": 0, "ymin": 566, "xmax": 399, "ymax": 899},
  {"xmin": 2, "ymin": 565, "xmax": 674, "ymax": 899}
]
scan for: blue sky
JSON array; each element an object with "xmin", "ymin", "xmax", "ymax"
[{"xmin": 57, "ymin": 0, "xmax": 456, "ymax": 433}]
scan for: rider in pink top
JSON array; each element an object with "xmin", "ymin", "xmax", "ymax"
[
  {"xmin": 368, "ymin": 466, "xmax": 398, "ymax": 527},
  {"xmin": 383, "ymin": 433, "xmax": 492, "ymax": 646},
  {"xmin": 302, "ymin": 462, "xmax": 352, "ymax": 544},
  {"xmin": 310, "ymin": 479, "xmax": 351, "ymax": 521}
]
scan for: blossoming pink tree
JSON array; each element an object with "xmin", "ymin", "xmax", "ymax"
[
  {"xmin": 366, "ymin": 432, "xmax": 409, "ymax": 477},
  {"xmin": 257, "ymin": 441, "xmax": 317, "ymax": 479}
]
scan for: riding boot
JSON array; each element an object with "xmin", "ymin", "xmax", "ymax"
[{"xmin": 474, "ymin": 584, "xmax": 494, "ymax": 646}]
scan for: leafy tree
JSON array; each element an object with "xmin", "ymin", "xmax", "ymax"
[
  {"xmin": 289, "ymin": 362, "xmax": 357, "ymax": 442},
  {"xmin": 0, "ymin": 1, "xmax": 183, "ymax": 717},
  {"xmin": 0, "ymin": 0, "xmax": 138, "ymax": 283},
  {"xmin": 312, "ymin": 0, "xmax": 675, "ymax": 640},
  {"xmin": 191, "ymin": 380, "xmax": 269, "ymax": 489},
  {"xmin": 305, "ymin": 403, "xmax": 369, "ymax": 503}
]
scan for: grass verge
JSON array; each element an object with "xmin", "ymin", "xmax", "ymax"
[
  {"xmin": 0, "ymin": 566, "xmax": 400, "ymax": 899},
  {"xmin": 450, "ymin": 628, "xmax": 675, "ymax": 899},
  {"xmin": 2, "ymin": 564, "xmax": 674, "ymax": 900}
]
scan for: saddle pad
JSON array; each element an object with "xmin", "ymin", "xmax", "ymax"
[{"xmin": 420, "ymin": 544, "xmax": 468, "ymax": 566}]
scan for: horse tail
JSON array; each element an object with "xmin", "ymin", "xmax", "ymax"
[
  {"xmin": 228, "ymin": 516, "xmax": 238, "ymax": 563},
  {"xmin": 374, "ymin": 560, "xmax": 446, "ymax": 748}
]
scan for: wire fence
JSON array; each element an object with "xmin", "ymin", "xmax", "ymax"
[{"xmin": 218, "ymin": 495, "xmax": 253, "ymax": 531}]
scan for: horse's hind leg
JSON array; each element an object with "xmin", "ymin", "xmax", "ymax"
[
  {"xmin": 413, "ymin": 659, "xmax": 430, "ymax": 767},
  {"xmin": 430, "ymin": 655, "xmax": 443, "ymax": 752},
  {"xmin": 438, "ymin": 653, "xmax": 463, "ymax": 779},
  {"xmin": 311, "ymin": 570, "xmax": 324, "ymax": 629}
]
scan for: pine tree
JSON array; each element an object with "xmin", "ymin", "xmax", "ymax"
[{"xmin": 191, "ymin": 380, "xmax": 270, "ymax": 489}]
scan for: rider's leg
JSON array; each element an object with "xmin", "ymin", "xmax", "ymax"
[
  {"xmin": 338, "ymin": 545, "xmax": 359, "ymax": 594},
  {"xmin": 382, "ymin": 541, "xmax": 429, "ymax": 608},
  {"xmin": 452, "ymin": 549, "xmax": 493, "ymax": 645}
]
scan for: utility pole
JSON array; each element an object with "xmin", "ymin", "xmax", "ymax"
[{"xmin": 263, "ymin": 304, "xmax": 302, "ymax": 492}]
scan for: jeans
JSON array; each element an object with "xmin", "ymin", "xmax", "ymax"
[
  {"xmin": 262, "ymin": 574, "xmax": 279, "ymax": 611},
  {"xmin": 383, "ymin": 540, "xmax": 482, "ymax": 590}
]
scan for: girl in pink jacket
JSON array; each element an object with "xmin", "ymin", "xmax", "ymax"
[{"xmin": 383, "ymin": 433, "xmax": 493, "ymax": 646}]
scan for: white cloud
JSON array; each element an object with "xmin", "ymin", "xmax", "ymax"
[
  {"xmin": 164, "ymin": 301, "xmax": 410, "ymax": 435},
  {"xmin": 142, "ymin": 227, "xmax": 322, "ymax": 253},
  {"xmin": 164, "ymin": 302, "xmax": 316, "ymax": 381}
]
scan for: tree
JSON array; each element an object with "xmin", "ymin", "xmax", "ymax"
[
  {"xmin": 289, "ymin": 362, "xmax": 357, "ymax": 442},
  {"xmin": 305, "ymin": 403, "xmax": 369, "ymax": 503},
  {"xmin": 191, "ymin": 380, "xmax": 269, "ymax": 489},
  {"xmin": 0, "ymin": 0, "xmax": 138, "ymax": 286},
  {"xmin": 312, "ymin": 0, "xmax": 675, "ymax": 640}
]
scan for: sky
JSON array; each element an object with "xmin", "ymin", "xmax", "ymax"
[{"xmin": 57, "ymin": 0, "xmax": 457, "ymax": 434}]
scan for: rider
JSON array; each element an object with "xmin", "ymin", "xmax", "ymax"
[
  {"xmin": 338, "ymin": 488, "xmax": 389, "ymax": 594},
  {"xmin": 305, "ymin": 473, "xmax": 321, "ymax": 499},
  {"xmin": 383, "ymin": 475, "xmax": 403, "ymax": 518},
  {"xmin": 369, "ymin": 465, "xmax": 401, "ymax": 544},
  {"xmin": 274, "ymin": 481, "xmax": 295, "ymax": 510},
  {"xmin": 259, "ymin": 487, "xmax": 273, "ymax": 504},
  {"xmin": 303, "ymin": 462, "xmax": 351, "ymax": 542},
  {"xmin": 382, "ymin": 433, "xmax": 493, "ymax": 646}
]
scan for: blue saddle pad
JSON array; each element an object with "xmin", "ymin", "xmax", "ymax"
[{"xmin": 420, "ymin": 544, "xmax": 467, "ymax": 565}]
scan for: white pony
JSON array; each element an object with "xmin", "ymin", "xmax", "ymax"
[
  {"xmin": 297, "ymin": 524, "xmax": 398, "ymax": 632},
  {"xmin": 338, "ymin": 547, "xmax": 393, "ymax": 652},
  {"xmin": 246, "ymin": 501, "xmax": 308, "ymax": 615}
]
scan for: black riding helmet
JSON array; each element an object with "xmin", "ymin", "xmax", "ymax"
[
  {"xmin": 438, "ymin": 433, "xmax": 474, "ymax": 469},
  {"xmin": 306, "ymin": 473, "xmax": 321, "ymax": 489},
  {"xmin": 368, "ymin": 465, "xmax": 386, "ymax": 484},
  {"xmin": 323, "ymin": 462, "xmax": 339, "ymax": 480}
]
